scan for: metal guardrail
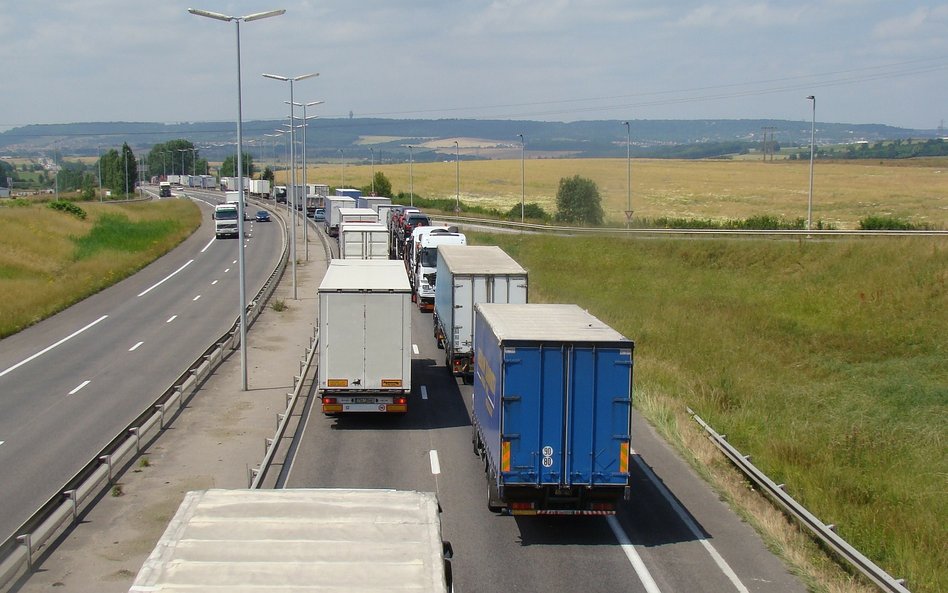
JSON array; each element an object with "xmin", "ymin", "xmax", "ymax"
[
  {"xmin": 0, "ymin": 200, "xmax": 290, "ymax": 592},
  {"xmin": 688, "ymin": 408, "xmax": 911, "ymax": 593},
  {"xmin": 441, "ymin": 214, "xmax": 948, "ymax": 237},
  {"xmin": 249, "ymin": 213, "xmax": 332, "ymax": 490}
]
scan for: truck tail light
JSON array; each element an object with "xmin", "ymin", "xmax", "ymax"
[
  {"xmin": 322, "ymin": 397, "xmax": 337, "ymax": 404},
  {"xmin": 510, "ymin": 502, "xmax": 535, "ymax": 511},
  {"xmin": 394, "ymin": 396, "xmax": 408, "ymax": 405}
]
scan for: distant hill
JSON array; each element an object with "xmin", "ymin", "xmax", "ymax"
[{"xmin": 0, "ymin": 118, "xmax": 938, "ymax": 162}]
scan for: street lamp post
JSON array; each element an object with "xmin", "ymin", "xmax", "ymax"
[
  {"xmin": 97, "ymin": 145, "xmax": 103, "ymax": 201},
  {"xmin": 623, "ymin": 121, "xmax": 631, "ymax": 228},
  {"xmin": 370, "ymin": 147, "xmax": 375, "ymax": 194},
  {"xmin": 408, "ymin": 145, "xmax": 414, "ymax": 207},
  {"xmin": 263, "ymin": 71, "xmax": 318, "ymax": 300},
  {"xmin": 189, "ymin": 6, "xmax": 285, "ymax": 391},
  {"xmin": 288, "ymin": 101, "xmax": 322, "ymax": 261},
  {"xmin": 339, "ymin": 148, "xmax": 345, "ymax": 187},
  {"xmin": 518, "ymin": 134, "xmax": 524, "ymax": 223},
  {"xmin": 454, "ymin": 140, "xmax": 460, "ymax": 216},
  {"xmin": 806, "ymin": 95, "xmax": 816, "ymax": 232}
]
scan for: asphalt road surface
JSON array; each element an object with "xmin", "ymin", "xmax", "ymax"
[{"xmin": 0, "ymin": 192, "xmax": 283, "ymax": 543}]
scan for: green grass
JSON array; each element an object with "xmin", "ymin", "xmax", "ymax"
[
  {"xmin": 473, "ymin": 232, "xmax": 946, "ymax": 593},
  {"xmin": 73, "ymin": 213, "xmax": 182, "ymax": 260}
]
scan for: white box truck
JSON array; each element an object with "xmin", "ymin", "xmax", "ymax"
[
  {"xmin": 324, "ymin": 195, "xmax": 356, "ymax": 237},
  {"xmin": 337, "ymin": 206, "xmax": 379, "ymax": 226},
  {"xmin": 249, "ymin": 178, "xmax": 271, "ymax": 198},
  {"xmin": 213, "ymin": 203, "xmax": 240, "ymax": 239},
  {"xmin": 433, "ymin": 245, "xmax": 528, "ymax": 381},
  {"xmin": 128, "ymin": 488, "xmax": 453, "ymax": 593},
  {"xmin": 339, "ymin": 222, "xmax": 390, "ymax": 259},
  {"xmin": 319, "ymin": 259, "xmax": 412, "ymax": 413},
  {"xmin": 407, "ymin": 226, "xmax": 466, "ymax": 312}
]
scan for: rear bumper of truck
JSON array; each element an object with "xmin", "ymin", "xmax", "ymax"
[
  {"xmin": 499, "ymin": 484, "xmax": 629, "ymax": 516},
  {"xmin": 321, "ymin": 392, "xmax": 408, "ymax": 414}
]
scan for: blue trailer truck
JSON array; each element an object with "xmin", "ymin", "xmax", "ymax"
[{"xmin": 472, "ymin": 303, "xmax": 634, "ymax": 515}]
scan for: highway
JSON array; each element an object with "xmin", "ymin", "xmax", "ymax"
[
  {"xmin": 282, "ymin": 225, "xmax": 807, "ymax": 593},
  {"xmin": 0, "ymin": 190, "xmax": 284, "ymax": 543}
]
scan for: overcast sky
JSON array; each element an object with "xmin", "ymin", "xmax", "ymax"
[{"xmin": 3, "ymin": 1, "xmax": 946, "ymax": 131}]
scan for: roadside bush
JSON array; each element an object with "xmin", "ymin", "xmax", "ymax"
[
  {"xmin": 859, "ymin": 216, "xmax": 932, "ymax": 231},
  {"xmin": 506, "ymin": 202, "xmax": 550, "ymax": 222},
  {"xmin": 48, "ymin": 199, "xmax": 87, "ymax": 219}
]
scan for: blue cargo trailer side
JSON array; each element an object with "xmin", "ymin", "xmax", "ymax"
[{"xmin": 473, "ymin": 303, "xmax": 633, "ymax": 515}]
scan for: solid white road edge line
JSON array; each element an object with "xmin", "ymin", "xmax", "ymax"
[
  {"xmin": 129, "ymin": 341, "xmax": 144, "ymax": 352},
  {"xmin": 137, "ymin": 259, "xmax": 194, "ymax": 297},
  {"xmin": 607, "ymin": 515, "xmax": 663, "ymax": 593},
  {"xmin": 633, "ymin": 455, "xmax": 750, "ymax": 593},
  {"xmin": 429, "ymin": 450, "xmax": 441, "ymax": 475},
  {"xmin": 0, "ymin": 315, "xmax": 109, "ymax": 379},
  {"xmin": 68, "ymin": 380, "xmax": 90, "ymax": 395}
]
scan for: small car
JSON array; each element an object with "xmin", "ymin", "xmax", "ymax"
[
  {"xmin": 313, "ymin": 208, "xmax": 326, "ymax": 222},
  {"xmin": 255, "ymin": 210, "xmax": 271, "ymax": 222}
]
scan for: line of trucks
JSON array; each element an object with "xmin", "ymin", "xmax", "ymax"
[
  {"xmin": 125, "ymin": 193, "xmax": 635, "ymax": 592},
  {"xmin": 316, "ymin": 189, "xmax": 635, "ymax": 517}
]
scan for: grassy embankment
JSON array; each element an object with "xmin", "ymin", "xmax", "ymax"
[
  {"xmin": 470, "ymin": 231, "xmax": 945, "ymax": 593},
  {"xmin": 307, "ymin": 157, "xmax": 948, "ymax": 229},
  {"xmin": 0, "ymin": 199, "xmax": 202, "ymax": 337}
]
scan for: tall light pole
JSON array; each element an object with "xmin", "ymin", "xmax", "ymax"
[
  {"xmin": 518, "ymin": 134, "xmax": 525, "ymax": 223},
  {"xmin": 339, "ymin": 148, "xmax": 345, "ymax": 187},
  {"xmin": 97, "ymin": 145, "xmax": 103, "ymax": 201},
  {"xmin": 190, "ymin": 6, "xmax": 285, "ymax": 391},
  {"xmin": 370, "ymin": 147, "xmax": 375, "ymax": 194},
  {"xmin": 806, "ymin": 95, "xmax": 816, "ymax": 232},
  {"xmin": 263, "ymin": 71, "xmax": 318, "ymax": 301},
  {"xmin": 288, "ymin": 101, "xmax": 322, "ymax": 261},
  {"xmin": 178, "ymin": 148, "xmax": 187, "ymax": 180},
  {"xmin": 623, "ymin": 121, "xmax": 632, "ymax": 228},
  {"xmin": 408, "ymin": 145, "xmax": 414, "ymax": 207},
  {"xmin": 454, "ymin": 140, "xmax": 460, "ymax": 217}
]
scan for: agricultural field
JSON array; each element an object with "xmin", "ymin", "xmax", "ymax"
[
  {"xmin": 473, "ymin": 231, "xmax": 946, "ymax": 593},
  {"xmin": 306, "ymin": 157, "xmax": 948, "ymax": 229}
]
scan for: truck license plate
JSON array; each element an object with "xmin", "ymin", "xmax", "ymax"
[{"xmin": 353, "ymin": 397, "xmax": 376, "ymax": 404}]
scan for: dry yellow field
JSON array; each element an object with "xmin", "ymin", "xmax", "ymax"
[{"xmin": 296, "ymin": 158, "xmax": 948, "ymax": 229}]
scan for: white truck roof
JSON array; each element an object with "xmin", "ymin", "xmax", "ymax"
[
  {"xmin": 437, "ymin": 244, "xmax": 527, "ymax": 275},
  {"xmin": 129, "ymin": 488, "xmax": 448, "ymax": 593},
  {"xmin": 319, "ymin": 259, "xmax": 411, "ymax": 292},
  {"xmin": 476, "ymin": 303, "xmax": 631, "ymax": 343}
]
